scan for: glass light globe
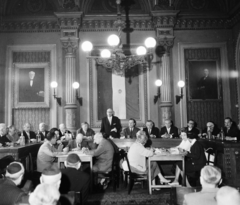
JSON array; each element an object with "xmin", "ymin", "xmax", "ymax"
[
  {"xmin": 81, "ymin": 41, "xmax": 93, "ymax": 52},
  {"xmin": 145, "ymin": 37, "xmax": 156, "ymax": 48},
  {"xmin": 155, "ymin": 79, "xmax": 162, "ymax": 87},
  {"xmin": 107, "ymin": 34, "xmax": 120, "ymax": 47},
  {"xmin": 72, "ymin": 82, "xmax": 80, "ymax": 89},
  {"xmin": 50, "ymin": 81, "xmax": 58, "ymax": 88},
  {"xmin": 177, "ymin": 80, "xmax": 185, "ymax": 88},
  {"xmin": 101, "ymin": 49, "xmax": 111, "ymax": 58},
  {"xmin": 136, "ymin": 46, "xmax": 147, "ymax": 55}
]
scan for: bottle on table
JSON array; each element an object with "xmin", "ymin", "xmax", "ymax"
[
  {"xmin": 36, "ymin": 131, "xmax": 41, "ymax": 142},
  {"xmin": 20, "ymin": 132, "xmax": 25, "ymax": 146},
  {"xmin": 220, "ymin": 127, "xmax": 225, "ymax": 141}
]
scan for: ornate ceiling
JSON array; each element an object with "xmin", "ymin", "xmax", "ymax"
[{"xmin": 0, "ymin": 0, "xmax": 240, "ymax": 32}]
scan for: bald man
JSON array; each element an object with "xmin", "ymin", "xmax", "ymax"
[
  {"xmin": 22, "ymin": 122, "xmax": 36, "ymax": 144},
  {"xmin": 100, "ymin": 108, "xmax": 122, "ymax": 138}
]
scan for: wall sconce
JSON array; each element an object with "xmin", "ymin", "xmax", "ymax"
[
  {"xmin": 154, "ymin": 79, "xmax": 162, "ymax": 104},
  {"xmin": 50, "ymin": 81, "xmax": 61, "ymax": 106},
  {"xmin": 72, "ymin": 82, "xmax": 82, "ymax": 106},
  {"xmin": 176, "ymin": 80, "xmax": 185, "ymax": 104}
]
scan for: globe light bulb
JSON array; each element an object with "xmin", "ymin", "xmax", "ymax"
[
  {"xmin": 72, "ymin": 82, "xmax": 80, "ymax": 89},
  {"xmin": 101, "ymin": 49, "xmax": 111, "ymax": 58},
  {"xmin": 177, "ymin": 80, "xmax": 185, "ymax": 88},
  {"xmin": 155, "ymin": 79, "xmax": 162, "ymax": 87},
  {"xmin": 50, "ymin": 81, "xmax": 58, "ymax": 88},
  {"xmin": 136, "ymin": 46, "xmax": 147, "ymax": 55},
  {"xmin": 81, "ymin": 41, "xmax": 93, "ymax": 52},
  {"xmin": 145, "ymin": 37, "xmax": 156, "ymax": 48},
  {"xmin": 107, "ymin": 34, "xmax": 120, "ymax": 47}
]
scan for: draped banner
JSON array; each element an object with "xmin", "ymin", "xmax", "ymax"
[{"xmin": 97, "ymin": 65, "xmax": 140, "ymax": 120}]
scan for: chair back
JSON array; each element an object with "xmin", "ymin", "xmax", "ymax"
[
  {"xmin": 124, "ymin": 152, "xmax": 132, "ymax": 174},
  {"xmin": 205, "ymin": 147, "xmax": 215, "ymax": 165}
]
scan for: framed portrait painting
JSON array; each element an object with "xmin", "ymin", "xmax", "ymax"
[
  {"xmin": 187, "ymin": 60, "xmax": 221, "ymax": 100},
  {"xmin": 14, "ymin": 63, "xmax": 50, "ymax": 108}
]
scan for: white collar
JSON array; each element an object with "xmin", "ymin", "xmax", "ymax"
[{"xmin": 190, "ymin": 139, "xmax": 196, "ymax": 145}]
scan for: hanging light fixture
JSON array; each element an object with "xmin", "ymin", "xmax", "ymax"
[{"xmin": 81, "ymin": 0, "xmax": 156, "ymax": 75}]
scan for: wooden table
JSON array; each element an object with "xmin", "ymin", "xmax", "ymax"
[
  {"xmin": 112, "ymin": 138, "xmax": 182, "ymax": 149},
  {"xmin": 148, "ymin": 153, "xmax": 185, "ymax": 194},
  {"xmin": 56, "ymin": 151, "xmax": 93, "ymax": 191},
  {"xmin": 0, "ymin": 143, "xmax": 42, "ymax": 171}
]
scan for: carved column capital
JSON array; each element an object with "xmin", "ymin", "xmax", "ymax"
[
  {"xmin": 156, "ymin": 28, "xmax": 175, "ymax": 55},
  {"xmin": 61, "ymin": 38, "xmax": 79, "ymax": 55}
]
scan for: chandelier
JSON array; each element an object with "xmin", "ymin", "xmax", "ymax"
[{"xmin": 81, "ymin": 0, "xmax": 156, "ymax": 75}]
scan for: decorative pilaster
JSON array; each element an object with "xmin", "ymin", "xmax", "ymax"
[
  {"xmin": 55, "ymin": 12, "xmax": 82, "ymax": 132},
  {"xmin": 152, "ymin": 10, "xmax": 178, "ymax": 125}
]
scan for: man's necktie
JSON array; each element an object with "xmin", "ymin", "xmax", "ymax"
[
  {"xmin": 130, "ymin": 128, "xmax": 132, "ymax": 137},
  {"xmin": 148, "ymin": 129, "xmax": 151, "ymax": 134}
]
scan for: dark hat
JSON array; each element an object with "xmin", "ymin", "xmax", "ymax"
[{"xmin": 67, "ymin": 153, "xmax": 81, "ymax": 164}]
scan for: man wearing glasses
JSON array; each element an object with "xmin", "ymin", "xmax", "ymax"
[{"xmin": 185, "ymin": 119, "xmax": 199, "ymax": 138}]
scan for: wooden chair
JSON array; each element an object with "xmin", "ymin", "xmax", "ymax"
[
  {"xmin": 124, "ymin": 152, "xmax": 148, "ymax": 194},
  {"xmin": 94, "ymin": 152, "xmax": 119, "ymax": 192},
  {"xmin": 205, "ymin": 147, "xmax": 217, "ymax": 165}
]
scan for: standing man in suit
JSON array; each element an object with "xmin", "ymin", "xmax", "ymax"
[
  {"xmin": 38, "ymin": 122, "xmax": 49, "ymax": 141},
  {"xmin": 22, "ymin": 122, "xmax": 36, "ymax": 143},
  {"xmin": 143, "ymin": 120, "xmax": 160, "ymax": 138},
  {"xmin": 183, "ymin": 165, "xmax": 222, "ymax": 205},
  {"xmin": 160, "ymin": 119, "xmax": 179, "ymax": 138},
  {"xmin": 121, "ymin": 118, "xmax": 140, "ymax": 139},
  {"xmin": 60, "ymin": 153, "xmax": 90, "ymax": 204},
  {"xmin": 0, "ymin": 123, "xmax": 11, "ymax": 147},
  {"xmin": 100, "ymin": 108, "xmax": 122, "ymax": 138},
  {"xmin": 223, "ymin": 117, "xmax": 240, "ymax": 141}
]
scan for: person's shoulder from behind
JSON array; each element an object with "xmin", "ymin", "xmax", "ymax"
[{"xmin": 184, "ymin": 192, "xmax": 202, "ymax": 204}]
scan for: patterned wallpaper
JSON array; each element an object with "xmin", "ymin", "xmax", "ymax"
[
  {"xmin": 12, "ymin": 51, "xmax": 51, "ymax": 130},
  {"xmin": 13, "ymin": 108, "xmax": 50, "ymax": 132},
  {"xmin": 185, "ymin": 48, "xmax": 224, "ymax": 129}
]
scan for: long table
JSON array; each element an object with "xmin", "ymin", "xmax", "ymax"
[
  {"xmin": 112, "ymin": 138, "xmax": 182, "ymax": 149},
  {"xmin": 0, "ymin": 143, "xmax": 42, "ymax": 171},
  {"xmin": 148, "ymin": 153, "xmax": 185, "ymax": 194}
]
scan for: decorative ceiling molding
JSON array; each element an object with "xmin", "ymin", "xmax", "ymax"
[
  {"xmin": 54, "ymin": 12, "xmax": 83, "ymax": 29},
  {"xmin": 175, "ymin": 18, "xmax": 230, "ymax": 30},
  {"xmin": 0, "ymin": 11, "xmax": 239, "ymax": 33}
]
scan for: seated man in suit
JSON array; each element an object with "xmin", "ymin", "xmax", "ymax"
[
  {"xmin": 223, "ymin": 117, "xmax": 240, "ymax": 141},
  {"xmin": 60, "ymin": 153, "xmax": 90, "ymax": 204},
  {"xmin": 100, "ymin": 108, "xmax": 122, "ymax": 138},
  {"xmin": 183, "ymin": 165, "xmax": 222, "ymax": 205},
  {"xmin": 59, "ymin": 123, "xmax": 72, "ymax": 140},
  {"xmin": 0, "ymin": 162, "xmax": 29, "ymax": 204},
  {"xmin": 77, "ymin": 122, "xmax": 96, "ymax": 149},
  {"xmin": 202, "ymin": 121, "xmax": 220, "ymax": 138},
  {"xmin": 38, "ymin": 122, "xmax": 49, "ymax": 141},
  {"xmin": 6, "ymin": 125, "xmax": 19, "ymax": 143},
  {"xmin": 143, "ymin": 120, "xmax": 160, "ymax": 138},
  {"xmin": 0, "ymin": 123, "xmax": 11, "ymax": 147},
  {"xmin": 37, "ymin": 132, "xmax": 63, "ymax": 172},
  {"xmin": 22, "ymin": 122, "xmax": 36, "ymax": 144},
  {"xmin": 185, "ymin": 119, "xmax": 199, "ymax": 137},
  {"xmin": 83, "ymin": 132, "xmax": 114, "ymax": 173},
  {"xmin": 64, "ymin": 134, "xmax": 83, "ymax": 152},
  {"xmin": 160, "ymin": 119, "xmax": 179, "ymax": 138},
  {"xmin": 121, "ymin": 118, "xmax": 140, "ymax": 139},
  {"xmin": 216, "ymin": 186, "xmax": 240, "ymax": 205}
]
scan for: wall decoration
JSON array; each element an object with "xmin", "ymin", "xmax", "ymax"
[
  {"xmin": 14, "ymin": 63, "xmax": 50, "ymax": 108},
  {"xmin": 188, "ymin": 60, "xmax": 220, "ymax": 100}
]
